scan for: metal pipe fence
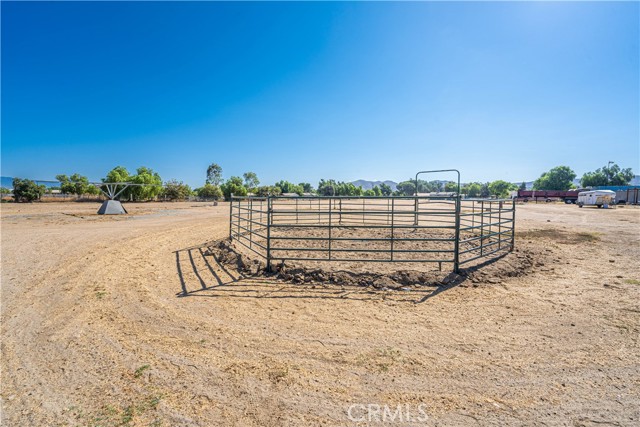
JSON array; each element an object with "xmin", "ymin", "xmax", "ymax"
[{"xmin": 230, "ymin": 195, "xmax": 515, "ymax": 273}]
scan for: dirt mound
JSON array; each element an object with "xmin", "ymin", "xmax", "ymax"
[{"xmin": 210, "ymin": 238, "xmax": 547, "ymax": 289}]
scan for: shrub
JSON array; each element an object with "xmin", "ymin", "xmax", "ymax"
[{"xmin": 12, "ymin": 178, "xmax": 45, "ymax": 202}]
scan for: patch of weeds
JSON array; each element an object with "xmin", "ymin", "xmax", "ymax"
[
  {"xmin": 356, "ymin": 347, "xmax": 402, "ymax": 373},
  {"xmin": 268, "ymin": 366, "xmax": 289, "ymax": 384},
  {"xmin": 69, "ymin": 393, "xmax": 163, "ymax": 427},
  {"xmin": 120, "ymin": 405, "xmax": 135, "ymax": 425},
  {"xmin": 375, "ymin": 347, "xmax": 402, "ymax": 372},
  {"xmin": 95, "ymin": 291, "xmax": 107, "ymax": 299},
  {"xmin": 573, "ymin": 232, "xmax": 600, "ymax": 243},
  {"xmin": 624, "ymin": 279, "xmax": 640, "ymax": 285},
  {"xmin": 134, "ymin": 364, "xmax": 151, "ymax": 378},
  {"xmin": 138, "ymin": 395, "xmax": 163, "ymax": 412}
]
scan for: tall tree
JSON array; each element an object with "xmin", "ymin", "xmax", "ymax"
[
  {"xmin": 256, "ymin": 186, "xmax": 282, "ymax": 197},
  {"xmin": 379, "ymin": 183, "xmax": 393, "ymax": 196},
  {"xmin": 488, "ymin": 180, "xmax": 516, "ymax": 198},
  {"xmin": 463, "ymin": 182, "xmax": 482, "ymax": 197},
  {"xmin": 195, "ymin": 183, "xmax": 223, "ymax": 200},
  {"xmin": 396, "ymin": 181, "xmax": 416, "ymax": 196},
  {"xmin": 220, "ymin": 176, "xmax": 247, "ymax": 200},
  {"xmin": 56, "ymin": 173, "xmax": 94, "ymax": 197},
  {"xmin": 275, "ymin": 180, "xmax": 303, "ymax": 195},
  {"xmin": 206, "ymin": 163, "xmax": 223, "ymax": 185},
  {"xmin": 298, "ymin": 182, "xmax": 314, "ymax": 193},
  {"xmin": 317, "ymin": 179, "xmax": 336, "ymax": 196},
  {"xmin": 533, "ymin": 166, "xmax": 576, "ymax": 191},
  {"xmin": 130, "ymin": 167, "xmax": 163, "ymax": 201},
  {"xmin": 243, "ymin": 172, "xmax": 260, "ymax": 190},
  {"xmin": 103, "ymin": 166, "xmax": 131, "ymax": 199},
  {"xmin": 163, "ymin": 180, "xmax": 193, "ymax": 201},
  {"xmin": 581, "ymin": 162, "xmax": 634, "ymax": 187},
  {"xmin": 444, "ymin": 181, "xmax": 458, "ymax": 192},
  {"xmin": 479, "ymin": 183, "xmax": 491, "ymax": 198}
]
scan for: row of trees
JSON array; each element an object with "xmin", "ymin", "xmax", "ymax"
[
  {"xmin": 11, "ymin": 167, "xmax": 199, "ymax": 202},
  {"xmin": 7, "ymin": 161, "xmax": 635, "ymax": 203},
  {"xmin": 531, "ymin": 162, "xmax": 634, "ymax": 191},
  {"xmin": 205, "ymin": 163, "xmax": 314, "ymax": 199}
]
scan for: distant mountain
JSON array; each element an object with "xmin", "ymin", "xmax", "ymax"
[{"xmin": 351, "ymin": 180, "xmax": 398, "ymax": 191}]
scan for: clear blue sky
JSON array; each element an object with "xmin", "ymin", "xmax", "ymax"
[{"xmin": 2, "ymin": 1, "xmax": 638, "ymax": 187}]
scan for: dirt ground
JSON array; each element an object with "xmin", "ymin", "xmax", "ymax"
[{"xmin": 1, "ymin": 201, "xmax": 639, "ymax": 426}]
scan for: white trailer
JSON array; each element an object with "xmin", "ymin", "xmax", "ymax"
[{"xmin": 577, "ymin": 190, "xmax": 615, "ymax": 208}]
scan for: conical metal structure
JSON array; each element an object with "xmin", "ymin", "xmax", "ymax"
[{"xmin": 97, "ymin": 200, "xmax": 127, "ymax": 215}]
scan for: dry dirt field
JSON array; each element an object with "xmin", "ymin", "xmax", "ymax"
[{"xmin": 1, "ymin": 201, "xmax": 639, "ymax": 426}]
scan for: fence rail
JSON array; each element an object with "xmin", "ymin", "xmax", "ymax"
[{"xmin": 230, "ymin": 195, "xmax": 515, "ymax": 273}]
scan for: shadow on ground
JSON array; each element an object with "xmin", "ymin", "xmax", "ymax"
[{"xmin": 172, "ymin": 243, "xmax": 474, "ymax": 304}]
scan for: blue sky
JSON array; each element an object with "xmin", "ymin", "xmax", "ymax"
[{"xmin": 2, "ymin": 1, "xmax": 638, "ymax": 187}]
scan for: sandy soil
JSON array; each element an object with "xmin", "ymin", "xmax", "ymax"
[{"xmin": 1, "ymin": 201, "xmax": 639, "ymax": 426}]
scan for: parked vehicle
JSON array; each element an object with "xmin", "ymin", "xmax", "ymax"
[
  {"xmin": 592, "ymin": 186, "xmax": 640, "ymax": 205},
  {"xmin": 516, "ymin": 189, "xmax": 582, "ymax": 203},
  {"xmin": 577, "ymin": 190, "xmax": 616, "ymax": 208}
]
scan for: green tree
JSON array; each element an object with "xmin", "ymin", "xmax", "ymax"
[
  {"xmin": 221, "ymin": 176, "xmax": 247, "ymax": 200},
  {"xmin": 488, "ymin": 180, "xmax": 516, "ymax": 198},
  {"xmin": 163, "ymin": 180, "xmax": 193, "ymax": 201},
  {"xmin": 339, "ymin": 182, "xmax": 363, "ymax": 196},
  {"xmin": 299, "ymin": 182, "xmax": 314, "ymax": 193},
  {"xmin": 0, "ymin": 187, "xmax": 12, "ymax": 198},
  {"xmin": 243, "ymin": 172, "xmax": 260, "ymax": 190},
  {"xmin": 316, "ymin": 179, "xmax": 365, "ymax": 196},
  {"xmin": 102, "ymin": 166, "xmax": 162, "ymax": 201},
  {"xmin": 206, "ymin": 163, "xmax": 223, "ymax": 185},
  {"xmin": 396, "ymin": 180, "xmax": 416, "ymax": 196},
  {"xmin": 519, "ymin": 182, "xmax": 527, "ymax": 190},
  {"xmin": 379, "ymin": 183, "xmax": 393, "ymax": 196},
  {"xmin": 275, "ymin": 180, "xmax": 304, "ymax": 195},
  {"xmin": 85, "ymin": 185, "xmax": 100, "ymax": 196},
  {"xmin": 56, "ymin": 175, "xmax": 74, "ymax": 195},
  {"xmin": 12, "ymin": 178, "xmax": 45, "ymax": 202},
  {"xmin": 413, "ymin": 180, "xmax": 442, "ymax": 193},
  {"xmin": 56, "ymin": 173, "xmax": 94, "ymax": 197},
  {"xmin": 463, "ymin": 182, "xmax": 482, "ymax": 198},
  {"xmin": 195, "ymin": 183, "xmax": 223, "ymax": 200},
  {"xmin": 444, "ymin": 181, "xmax": 458, "ymax": 192},
  {"xmin": 317, "ymin": 179, "xmax": 336, "ymax": 196},
  {"xmin": 581, "ymin": 162, "xmax": 634, "ymax": 187},
  {"xmin": 533, "ymin": 166, "xmax": 576, "ymax": 191},
  {"xmin": 480, "ymin": 183, "xmax": 491, "ymax": 198},
  {"xmin": 102, "ymin": 166, "xmax": 132, "ymax": 200},
  {"xmin": 256, "ymin": 186, "xmax": 282, "ymax": 197},
  {"xmin": 104, "ymin": 166, "xmax": 131, "ymax": 183},
  {"xmin": 130, "ymin": 167, "xmax": 163, "ymax": 201}
]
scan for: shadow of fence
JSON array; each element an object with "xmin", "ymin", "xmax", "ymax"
[{"xmin": 174, "ymin": 243, "xmax": 471, "ymax": 303}]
